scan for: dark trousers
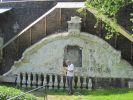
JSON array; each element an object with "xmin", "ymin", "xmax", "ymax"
[{"xmin": 67, "ymin": 76, "xmax": 73, "ymax": 93}]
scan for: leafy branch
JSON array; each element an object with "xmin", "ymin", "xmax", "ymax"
[{"xmin": 78, "ymin": 0, "xmax": 133, "ymax": 39}]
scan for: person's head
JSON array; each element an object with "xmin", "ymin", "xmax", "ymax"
[{"xmin": 65, "ymin": 60, "xmax": 71, "ymax": 66}]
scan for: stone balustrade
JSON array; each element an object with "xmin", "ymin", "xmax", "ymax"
[
  {"xmin": 15, "ymin": 72, "xmax": 92, "ymax": 90},
  {"xmin": 14, "ymin": 72, "xmax": 132, "ymax": 89}
]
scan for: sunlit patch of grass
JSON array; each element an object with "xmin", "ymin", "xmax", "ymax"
[{"xmin": 36, "ymin": 88, "xmax": 133, "ymax": 100}]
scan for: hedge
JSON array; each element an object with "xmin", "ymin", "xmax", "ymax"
[{"xmin": 0, "ymin": 85, "xmax": 36, "ymax": 100}]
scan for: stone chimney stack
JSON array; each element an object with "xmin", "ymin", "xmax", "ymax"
[{"xmin": 67, "ymin": 16, "xmax": 81, "ymax": 35}]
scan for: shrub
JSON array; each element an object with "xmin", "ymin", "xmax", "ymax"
[{"xmin": 0, "ymin": 85, "xmax": 36, "ymax": 100}]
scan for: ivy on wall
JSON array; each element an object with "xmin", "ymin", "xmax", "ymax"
[{"xmin": 79, "ymin": 0, "xmax": 133, "ymax": 39}]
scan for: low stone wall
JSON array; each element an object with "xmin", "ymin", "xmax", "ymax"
[{"xmin": 15, "ymin": 73, "xmax": 92, "ymax": 89}]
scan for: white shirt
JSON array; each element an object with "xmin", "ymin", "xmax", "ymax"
[{"xmin": 67, "ymin": 64, "xmax": 74, "ymax": 77}]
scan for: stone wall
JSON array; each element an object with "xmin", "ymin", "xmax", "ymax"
[
  {"xmin": 0, "ymin": 8, "xmax": 90, "ymax": 74},
  {"xmin": 15, "ymin": 32, "xmax": 133, "ymax": 79},
  {"xmin": 2, "ymin": 32, "xmax": 133, "ymax": 89}
]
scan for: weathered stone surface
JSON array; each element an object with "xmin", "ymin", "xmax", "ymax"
[
  {"xmin": 67, "ymin": 16, "xmax": 81, "ymax": 34},
  {"xmin": 2, "ymin": 32, "xmax": 133, "ymax": 82}
]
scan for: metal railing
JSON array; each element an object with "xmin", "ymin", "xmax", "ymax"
[{"xmin": 7, "ymin": 84, "xmax": 48, "ymax": 100}]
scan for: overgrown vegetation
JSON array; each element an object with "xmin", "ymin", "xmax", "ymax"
[
  {"xmin": 0, "ymin": 85, "xmax": 36, "ymax": 100},
  {"xmin": 79, "ymin": 0, "xmax": 133, "ymax": 39}
]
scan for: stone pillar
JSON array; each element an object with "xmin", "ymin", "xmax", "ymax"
[
  {"xmin": 22, "ymin": 72, "xmax": 26, "ymax": 87},
  {"xmin": 32, "ymin": 74, "xmax": 36, "ymax": 88},
  {"xmin": 38, "ymin": 74, "xmax": 41, "ymax": 87},
  {"xmin": 16, "ymin": 74, "xmax": 20, "ymax": 86},
  {"xmin": 43, "ymin": 74, "xmax": 46, "ymax": 86},
  {"xmin": 55, "ymin": 75, "xmax": 58, "ymax": 88},
  {"xmin": 128, "ymin": 80, "xmax": 133, "ymax": 88},
  {"xmin": 49, "ymin": 74, "xmax": 52, "ymax": 89},
  {"xmin": 58, "ymin": 75, "xmax": 63, "ymax": 89},
  {"xmin": 88, "ymin": 78, "xmax": 92, "ymax": 90},
  {"xmin": 77, "ymin": 76, "xmax": 80, "ymax": 89},
  {"xmin": 27, "ymin": 73, "xmax": 31, "ymax": 88},
  {"xmin": 82, "ymin": 76, "xmax": 86, "ymax": 89}
]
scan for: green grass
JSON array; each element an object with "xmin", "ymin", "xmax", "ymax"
[
  {"xmin": 35, "ymin": 88, "xmax": 133, "ymax": 100},
  {"xmin": 1, "ymin": 83, "xmax": 133, "ymax": 100}
]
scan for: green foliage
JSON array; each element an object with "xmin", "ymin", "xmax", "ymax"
[
  {"xmin": 131, "ymin": 13, "xmax": 133, "ymax": 34},
  {"xmin": 85, "ymin": 0, "xmax": 132, "ymax": 18},
  {"xmin": 81, "ymin": 0, "xmax": 133, "ymax": 39},
  {"xmin": 0, "ymin": 85, "xmax": 36, "ymax": 100}
]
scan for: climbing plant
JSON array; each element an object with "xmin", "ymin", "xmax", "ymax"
[
  {"xmin": 78, "ymin": 0, "xmax": 133, "ymax": 39},
  {"xmin": 131, "ymin": 13, "xmax": 133, "ymax": 36}
]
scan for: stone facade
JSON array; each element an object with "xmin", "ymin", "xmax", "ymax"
[
  {"xmin": 1, "ymin": 16, "xmax": 133, "ymax": 89},
  {"xmin": 2, "ymin": 31, "xmax": 133, "ymax": 80}
]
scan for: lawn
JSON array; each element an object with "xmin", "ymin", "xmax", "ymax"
[
  {"xmin": 33, "ymin": 88, "xmax": 133, "ymax": 100},
  {"xmin": 1, "ymin": 83, "xmax": 133, "ymax": 100}
]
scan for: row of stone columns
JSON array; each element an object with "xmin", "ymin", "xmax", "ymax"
[{"xmin": 15, "ymin": 72, "xmax": 92, "ymax": 90}]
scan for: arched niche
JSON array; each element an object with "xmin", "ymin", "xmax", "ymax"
[{"xmin": 64, "ymin": 45, "xmax": 82, "ymax": 67}]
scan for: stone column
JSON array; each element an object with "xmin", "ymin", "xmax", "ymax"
[
  {"xmin": 60, "ymin": 75, "xmax": 64, "ymax": 89},
  {"xmin": 77, "ymin": 76, "xmax": 80, "ymax": 89},
  {"xmin": 55, "ymin": 75, "xmax": 58, "ymax": 88},
  {"xmin": 16, "ymin": 74, "xmax": 20, "ymax": 86},
  {"xmin": 49, "ymin": 74, "xmax": 52, "ymax": 89},
  {"xmin": 22, "ymin": 72, "xmax": 26, "ymax": 87},
  {"xmin": 88, "ymin": 78, "xmax": 92, "ymax": 90},
  {"xmin": 27, "ymin": 73, "xmax": 31, "ymax": 88},
  {"xmin": 38, "ymin": 74, "xmax": 41, "ymax": 87},
  {"xmin": 82, "ymin": 76, "xmax": 86, "ymax": 89},
  {"xmin": 128, "ymin": 80, "xmax": 133, "ymax": 88},
  {"xmin": 32, "ymin": 74, "xmax": 36, "ymax": 88},
  {"xmin": 43, "ymin": 74, "xmax": 46, "ymax": 86}
]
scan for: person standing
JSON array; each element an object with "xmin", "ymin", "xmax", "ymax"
[{"xmin": 66, "ymin": 60, "xmax": 74, "ymax": 95}]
